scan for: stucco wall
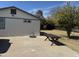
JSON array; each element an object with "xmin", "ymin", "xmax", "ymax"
[
  {"xmin": 0, "ymin": 18, "xmax": 40, "ymax": 36},
  {"xmin": 0, "ymin": 7, "xmax": 40, "ymax": 36}
]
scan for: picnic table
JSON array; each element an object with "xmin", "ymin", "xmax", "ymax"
[
  {"xmin": 40, "ymin": 32, "xmax": 61, "ymax": 46},
  {"xmin": 40, "ymin": 32, "xmax": 61, "ymax": 41},
  {"xmin": 44, "ymin": 34, "xmax": 61, "ymax": 41},
  {"xmin": 44, "ymin": 34, "xmax": 61, "ymax": 46}
]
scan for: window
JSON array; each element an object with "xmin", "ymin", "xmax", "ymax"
[
  {"xmin": 24, "ymin": 19, "xmax": 31, "ymax": 23},
  {"xmin": 28, "ymin": 20, "xmax": 31, "ymax": 23},
  {"xmin": 24, "ymin": 19, "xmax": 27, "ymax": 22},
  {"xmin": 0, "ymin": 17, "xmax": 5, "ymax": 29},
  {"xmin": 11, "ymin": 9, "xmax": 16, "ymax": 14}
]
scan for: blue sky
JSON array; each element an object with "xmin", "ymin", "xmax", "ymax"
[{"xmin": 0, "ymin": 1, "xmax": 79, "ymax": 17}]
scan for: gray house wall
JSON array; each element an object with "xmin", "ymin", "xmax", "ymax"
[{"xmin": 0, "ymin": 7, "xmax": 40, "ymax": 36}]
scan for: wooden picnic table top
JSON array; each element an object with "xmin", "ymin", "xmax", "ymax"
[
  {"xmin": 40, "ymin": 32, "xmax": 61, "ymax": 39},
  {"xmin": 46, "ymin": 34, "xmax": 60, "ymax": 38}
]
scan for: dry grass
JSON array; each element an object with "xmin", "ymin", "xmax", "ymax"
[
  {"xmin": 60, "ymin": 38, "xmax": 79, "ymax": 53},
  {"xmin": 41, "ymin": 29, "xmax": 79, "ymax": 53}
]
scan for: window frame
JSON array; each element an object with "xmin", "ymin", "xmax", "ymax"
[
  {"xmin": 0, "ymin": 17, "xmax": 5, "ymax": 30},
  {"xmin": 23, "ymin": 19, "xmax": 31, "ymax": 23},
  {"xmin": 11, "ymin": 8, "xmax": 16, "ymax": 15}
]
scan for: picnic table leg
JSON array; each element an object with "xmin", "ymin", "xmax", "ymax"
[
  {"xmin": 50, "ymin": 37, "xmax": 55, "ymax": 46},
  {"xmin": 51, "ymin": 42, "xmax": 54, "ymax": 46},
  {"xmin": 54, "ymin": 37, "xmax": 59, "ymax": 41},
  {"xmin": 45, "ymin": 37, "xmax": 50, "ymax": 41},
  {"xmin": 44, "ymin": 37, "xmax": 48, "ymax": 41}
]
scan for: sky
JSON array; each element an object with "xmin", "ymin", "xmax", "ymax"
[{"xmin": 0, "ymin": 1, "xmax": 79, "ymax": 17}]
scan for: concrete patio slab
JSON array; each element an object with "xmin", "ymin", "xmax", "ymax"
[{"xmin": 0, "ymin": 36, "xmax": 79, "ymax": 57}]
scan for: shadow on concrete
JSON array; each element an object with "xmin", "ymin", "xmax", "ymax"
[
  {"xmin": 0, "ymin": 39, "xmax": 11, "ymax": 54},
  {"xmin": 49, "ymin": 40, "xmax": 65, "ymax": 46}
]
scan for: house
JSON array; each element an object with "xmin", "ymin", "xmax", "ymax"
[{"xmin": 0, "ymin": 6, "xmax": 40, "ymax": 36}]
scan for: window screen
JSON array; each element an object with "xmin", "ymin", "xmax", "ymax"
[
  {"xmin": 11, "ymin": 9, "xmax": 16, "ymax": 14},
  {"xmin": 0, "ymin": 17, "xmax": 5, "ymax": 29}
]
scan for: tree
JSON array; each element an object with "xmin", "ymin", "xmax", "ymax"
[
  {"xmin": 35, "ymin": 10, "xmax": 45, "ymax": 19},
  {"xmin": 46, "ymin": 19, "xmax": 55, "ymax": 30},
  {"xmin": 50, "ymin": 2, "xmax": 78, "ymax": 38},
  {"xmin": 76, "ymin": 7, "xmax": 79, "ymax": 29},
  {"xmin": 35, "ymin": 10, "xmax": 47, "ymax": 29}
]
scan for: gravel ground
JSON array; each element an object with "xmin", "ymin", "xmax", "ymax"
[{"xmin": 0, "ymin": 36, "xmax": 79, "ymax": 57}]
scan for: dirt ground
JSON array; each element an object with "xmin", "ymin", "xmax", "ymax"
[{"xmin": 0, "ymin": 36, "xmax": 79, "ymax": 57}]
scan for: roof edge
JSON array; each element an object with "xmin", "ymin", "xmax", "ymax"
[{"xmin": 0, "ymin": 6, "xmax": 41, "ymax": 20}]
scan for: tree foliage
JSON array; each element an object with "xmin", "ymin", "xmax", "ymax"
[{"xmin": 50, "ymin": 4, "xmax": 79, "ymax": 38}]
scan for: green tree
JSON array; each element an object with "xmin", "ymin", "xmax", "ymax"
[
  {"xmin": 76, "ymin": 7, "xmax": 79, "ymax": 29},
  {"xmin": 50, "ymin": 3, "xmax": 78, "ymax": 38},
  {"xmin": 40, "ymin": 19, "xmax": 47, "ymax": 25}
]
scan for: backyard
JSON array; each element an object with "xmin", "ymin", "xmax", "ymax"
[
  {"xmin": 0, "ymin": 29, "xmax": 79, "ymax": 56},
  {"xmin": 42, "ymin": 29, "xmax": 79, "ymax": 53},
  {"xmin": 0, "ymin": 35, "xmax": 79, "ymax": 57}
]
